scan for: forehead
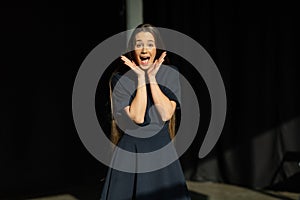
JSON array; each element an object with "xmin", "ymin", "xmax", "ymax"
[{"xmin": 135, "ymin": 31, "xmax": 155, "ymax": 42}]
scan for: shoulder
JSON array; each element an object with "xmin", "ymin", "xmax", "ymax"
[
  {"xmin": 157, "ymin": 64, "xmax": 180, "ymax": 82},
  {"xmin": 111, "ymin": 72, "xmax": 122, "ymax": 88},
  {"xmin": 159, "ymin": 64, "xmax": 179, "ymax": 74},
  {"xmin": 111, "ymin": 71, "xmax": 136, "ymax": 91},
  {"xmin": 168, "ymin": 65, "xmax": 179, "ymax": 72},
  {"xmin": 111, "ymin": 71, "xmax": 132, "ymax": 82}
]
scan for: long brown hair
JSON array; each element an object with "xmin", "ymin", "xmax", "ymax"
[{"xmin": 109, "ymin": 23, "xmax": 176, "ymax": 144}]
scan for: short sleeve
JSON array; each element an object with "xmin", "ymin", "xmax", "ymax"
[
  {"xmin": 110, "ymin": 73, "xmax": 137, "ymax": 127},
  {"xmin": 111, "ymin": 73, "xmax": 133, "ymax": 114},
  {"xmin": 157, "ymin": 65, "xmax": 181, "ymax": 109},
  {"xmin": 110, "ymin": 72, "xmax": 153, "ymax": 129}
]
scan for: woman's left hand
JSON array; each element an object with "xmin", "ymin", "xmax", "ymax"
[{"xmin": 147, "ymin": 51, "xmax": 166, "ymax": 79}]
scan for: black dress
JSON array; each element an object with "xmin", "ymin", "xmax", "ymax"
[{"xmin": 100, "ymin": 65, "xmax": 191, "ymax": 200}]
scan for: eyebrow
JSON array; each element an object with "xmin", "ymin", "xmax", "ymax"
[{"xmin": 136, "ymin": 39, "xmax": 155, "ymax": 42}]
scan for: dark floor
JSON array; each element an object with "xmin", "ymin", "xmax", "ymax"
[{"xmin": 1, "ymin": 181, "xmax": 299, "ymax": 200}]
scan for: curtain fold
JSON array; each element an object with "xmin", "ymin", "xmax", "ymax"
[{"xmin": 143, "ymin": 0, "xmax": 300, "ymax": 189}]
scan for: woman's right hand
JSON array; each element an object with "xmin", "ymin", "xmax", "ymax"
[{"xmin": 121, "ymin": 56, "xmax": 145, "ymax": 78}]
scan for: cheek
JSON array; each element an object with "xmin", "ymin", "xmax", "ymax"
[
  {"xmin": 151, "ymin": 49, "xmax": 157, "ymax": 58},
  {"xmin": 134, "ymin": 50, "xmax": 141, "ymax": 59}
]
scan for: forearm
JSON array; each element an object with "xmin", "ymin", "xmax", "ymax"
[
  {"xmin": 127, "ymin": 76, "xmax": 147, "ymax": 124},
  {"xmin": 149, "ymin": 76, "xmax": 176, "ymax": 121}
]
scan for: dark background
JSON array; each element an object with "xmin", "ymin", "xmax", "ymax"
[{"xmin": 1, "ymin": 0, "xmax": 300, "ymax": 199}]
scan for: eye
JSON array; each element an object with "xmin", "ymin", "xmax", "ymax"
[
  {"xmin": 135, "ymin": 43, "xmax": 143, "ymax": 48},
  {"xmin": 147, "ymin": 43, "xmax": 155, "ymax": 48}
]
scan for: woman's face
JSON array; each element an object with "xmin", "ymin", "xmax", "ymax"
[{"xmin": 134, "ymin": 31, "xmax": 157, "ymax": 70}]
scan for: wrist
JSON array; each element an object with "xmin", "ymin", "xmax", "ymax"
[
  {"xmin": 137, "ymin": 75, "xmax": 146, "ymax": 81},
  {"xmin": 148, "ymin": 76, "xmax": 157, "ymax": 84},
  {"xmin": 137, "ymin": 75, "xmax": 146, "ymax": 88}
]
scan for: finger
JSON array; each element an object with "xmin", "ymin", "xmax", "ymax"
[
  {"xmin": 121, "ymin": 56, "xmax": 130, "ymax": 64},
  {"xmin": 121, "ymin": 56, "xmax": 134, "ymax": 65},
  {"xmin": 121, "ymin": 56, "xmax": 137, "ymax": 69},
  {"xmin": 156, "ymin": 57, "xmax": 164, "ymax": 65},
  {"xmin": 147, "ymin": 61, "xmax": 155, "ymax": 73},
  {"xmin": 120, "ymin": 56, "xmax": 127, "ymax": 62},
  {"xmin": 158, "ymin": 58, "xmax": 164, "ymax": 65},
  {"xmin": 120, "ymin": 55, "xmax": 130, "ymax": 62},
  {"xmin": 156, "ymin": 53, "xmax": 166, "ymax": 68},
  {"xmin": 123, "ymin": 60, "xmax": 133, "ymax": 67},
  {"xmin": 153, "ymin": 59, "xmax": 159, "ymax": 70},
  {"xmin": 159, "ymin": 51, "xmax": 167, "ymax": 62},
  {"xmin": 131, "ymin": 60, "xmax": 137, "ymax": 66}
]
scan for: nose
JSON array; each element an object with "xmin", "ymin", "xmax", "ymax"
[{"xmin": 142, "ymin": 47, "xmax": 147, "ymax": 53}]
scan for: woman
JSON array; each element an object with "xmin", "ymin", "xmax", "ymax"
[{"xmin": 101, "ymin": 23, "xmax": 191, "ymax": 200}]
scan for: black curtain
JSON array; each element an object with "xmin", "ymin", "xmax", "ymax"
[
  {"xmin": 1, "ymin": 1, "xmax": 300, "ymax": 199},
  {"xmin": 1, "ymin": 1, "xmax": 126, "ymax": 199},
  {"xmin": 143, "ymin": 0, "xmax": 300, "ymax": 189}
]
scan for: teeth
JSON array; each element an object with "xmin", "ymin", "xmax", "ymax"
[{"xmin": 141, "ymin": 59, "xmax": 149, "ymax": 65}]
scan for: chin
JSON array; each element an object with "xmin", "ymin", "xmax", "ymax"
[{"xmin": 139, "ymin": 65, "xmax": 151, "ymax": 70}]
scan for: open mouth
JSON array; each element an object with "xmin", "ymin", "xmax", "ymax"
[{"xmin": 140, "ymin": 56, "xmax": 150, "ymax": 65}]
